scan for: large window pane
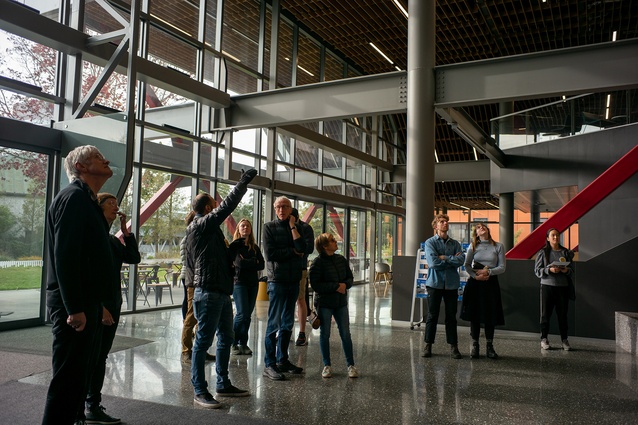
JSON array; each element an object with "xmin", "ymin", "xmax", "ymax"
[
  {"xmin": 294, "ymin": 140, "xmax": 318, "ymax": 171},
  {"xmin": 326, "ymin": 205, "xmax": 345, "ymax": 253},
  {"xmin": 349, "ymin": 209, "xmax": 370, "ymax": 282},
  {"xmin": 276, "ymin": 20, "xmax": 294, "ymax": 88},
  {"xmin": 323, "ymin": 152, "xmax": 342, "ymax": 179},
  {"xmin": 148, "ymin": 26, "xmax": 197, "ymax": 79},
  {"xmin": 296, "ymin": 32, "xmax": 320, "ymax": 86},
  {"xmin": 223, "ymin": 0, "xmax": 260, "ymax": 73},
  {"xmin": 133, "ymin": 169, "xmax": 192, "ymax": 310},
  {"xmin": 324, "ymin": 52, "xmax": 345, "ymax": 82},
  {"xmin": 0, "ymin": 147, "xmax": 49, "ymax": 323}
]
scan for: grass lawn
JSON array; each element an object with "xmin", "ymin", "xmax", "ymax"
[
  {"xmin": 0, "ymin": 266, "xmax": 175, "ymax": 291},
  {"xmin": 0, "ymin": 267, "xmax": 42, "ymax": 290}
]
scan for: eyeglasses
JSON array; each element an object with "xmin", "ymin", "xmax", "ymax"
[{"xmin": 99, "ymin": 198, "xmax": 117, "ymax": 207}]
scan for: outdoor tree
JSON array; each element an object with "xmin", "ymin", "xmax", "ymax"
[
  {"xmin": 0, "ymin": 205, "xmax": 17, "ymax": 259},
  {"xmin": 1, "ymin": 34, "xmax": 184, "ymax": 260},
  {"xmin": 135, "ymin": 169, "xmax": 189, "ymax": 258}
]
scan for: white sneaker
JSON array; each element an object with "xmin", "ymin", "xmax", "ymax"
[
  {"xmin": 562, "ymin": 339, "xmax": 572, "ymax": 351},
  {"xmin": 541, "ymin": 338, "xmax": 550, "ymax": 350},
  {"xmin": 347, "ymin": 365, "xmax": 359, "ymax": 378},
  {"xmin": 322, "ymin": 366, "xmax": 333, "ymax": 378}
]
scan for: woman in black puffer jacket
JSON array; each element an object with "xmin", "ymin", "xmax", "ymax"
[
  {"xmin": 229, "ymin": 219, "xmax": 265, "ymax": 355},
  {"xmin": 308, "ymin": 233, "xmax": 358, "ymax": 379}
]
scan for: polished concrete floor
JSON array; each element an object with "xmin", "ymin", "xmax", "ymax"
[{"xmin": 21, "ymin": 284, "xmax": 638, "ymax": 424}]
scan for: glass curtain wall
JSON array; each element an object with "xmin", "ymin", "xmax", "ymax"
[{"xmin": 0, "ymin": 0, "xmax": 407, "ymax": 319}]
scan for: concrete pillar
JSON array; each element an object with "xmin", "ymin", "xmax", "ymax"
[
  {"xmin": 406, "ymin": 0, "xmax": 436, "ymax": 254},
  {"xmin": 499, "ymin": 192, "xmax": 514, "ymax": 250}
]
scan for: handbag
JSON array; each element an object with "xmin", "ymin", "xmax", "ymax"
[{"xmin": 307, "ymin": 309, "xmax": 320, "ymax": 329}]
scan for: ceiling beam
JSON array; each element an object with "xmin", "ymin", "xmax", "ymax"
[
  {"xmin": 435, "ymin": 38, "xmax": 638, "ymax": 107},
  {"xmin": 227, "ymin": 72, "xmax": 407, "ymax": 129},
  {"xmin": 436, "ymin": 107, "xmax": 507, "ymax": 168}
]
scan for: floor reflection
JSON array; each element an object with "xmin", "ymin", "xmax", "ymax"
[{"xmin": 19, "ymin": 283, "xmax": 638, "ymax": 424}]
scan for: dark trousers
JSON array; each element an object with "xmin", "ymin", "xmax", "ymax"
[
  {"xmin": 42, "ymin": 305, "xmax": 99, "ymax": 425},
  {"xmin": 86, "ymin": 305, "xmax": 121, "ymax": 408},
  {"xmin": 424, "ymin": 287, "xmax": 459, "ymax": 345},
  {"xmin": 540, "ymin": 284, "xmax": 569, "ymax": 340}
]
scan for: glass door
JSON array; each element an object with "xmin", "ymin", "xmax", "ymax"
[{"xmin": 0, "ymin": 145, "xmax": 50, "ymax": 328}]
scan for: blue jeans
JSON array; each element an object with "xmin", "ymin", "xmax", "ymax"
[
  {"xmin": 264, "ymin": 282, "xmax": 299, "ymax": 367},
  {"xmin": 191, "ymin": 288, "xmax": 234, "ymax": 394},
  {"xmin": 424, "ymin": 287, "xmax": 459, "ymax": 345},
  {"xmin": 232, "ymin": 284, "xmax": 258, "ymax": 346},
  {"xmin": 318, "ymin": 305, "xmax": 355, "ymax": 367}
]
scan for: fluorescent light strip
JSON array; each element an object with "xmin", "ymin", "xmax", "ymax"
[
  {"xmin": 222, "ymin": 50, "xmax": 241, "ymax": 63},
  {"xmin": 486, "ymin": 201, "xmax": 499, "ymax": 209},
  {"xmin": 434, "ymin": 150, "xmax": 439, "ymax": 163},
  {"xmin": 369, "ymin": 42, "xmax": 394, "ymax": 65},
  {"xmin": 395, "ymin": 66, "xmax": 402, "ymax": 72},
  {"xmin": 297, "ymin": 65, "xmax": 315, "ymax": 77},
  {"xmin": 473, "ymin": 147, "xmax": 478, "ymax": 161},
  {"xmin": 449, "ymin": 201, "xmax": 470, "ymax": 210},
  {"xmin": 612, "ymin": 31, "xmax": 617, "ymax": 41},
  {"xmin": 392, "ymin": 0, "xmax": 409, "ymax": 19},
  {"xmin": 282, "ymin": 57, "xmax": 314, "ymax": 77},
  {"xmin": 605, "ymin": 94, "xmax": 611, "ymax": 119},
  {"xmin": 151, "ymin": 14, "xmax": 193, "ymax": 38}
]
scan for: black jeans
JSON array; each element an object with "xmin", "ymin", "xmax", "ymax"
[
  {"xmin": 86, "ymin": 305, "xmax": 121, "ymax": 407},
  {"xmin": 424, "ymin": 287, "xmax": 459, "ymax": 345},
  {"xmin": 42, "ymin": 305, "xmax": 99, "ymax": 425},
  {"xmin": 540, "ymin": 285, "xmax": 569, "ymax": 340}
]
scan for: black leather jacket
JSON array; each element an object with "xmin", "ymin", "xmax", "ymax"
[
  {"xmin": 262, "ymin": 218, "xmax": 307, "ymax": 284},
  {"xmin": 184, "ymin": 180, "xmax": 250, "ymax": 295},
  {"xmin": 308, "ymin": 252, "xmax": 353, "ymax": 309}
]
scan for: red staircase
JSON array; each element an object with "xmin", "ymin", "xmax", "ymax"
[{"xmin": 507, "ymin": 143, "xmax": 638, "ymax": 259}]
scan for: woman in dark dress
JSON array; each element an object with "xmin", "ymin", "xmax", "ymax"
[{"xmin": 460, "ymin": 223, "xmax": 506, "ymax": 359}]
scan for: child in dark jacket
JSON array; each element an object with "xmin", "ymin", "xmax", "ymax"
[{"xmin": 308, "ymin": 233, "xmax": 358, "ymax": 379}]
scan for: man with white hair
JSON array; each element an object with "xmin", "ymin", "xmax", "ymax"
[
  {"xmin": 262, "ymin": 196, "xmax": 308, "ymax": 380},
  {"xmin": 42, "ymin": 145, "xmax": 115, "ymax": 425}
]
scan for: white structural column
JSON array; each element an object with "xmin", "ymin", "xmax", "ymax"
[{"xmin": 406, "ymin": 0, "xmax": 436, "ymax": 253}]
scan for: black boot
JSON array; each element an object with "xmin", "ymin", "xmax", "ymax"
[
  {"xmin": 486, "ymin": 341, "xmax": 498, "ymax": 359},
  {"xmin": 421, "ymin": 343, "xmax": 432, "ymax": 358},
  {"xmin": 470, "ymin": 341, "xmax": 479, "ymax": 359},
  {"xmin": 450, "ymin": 344, "xmax": 462, "ymax": 359},
  {"xmin": 85, "ymin": 403, "xmax": 121, "ymax": 424}
]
